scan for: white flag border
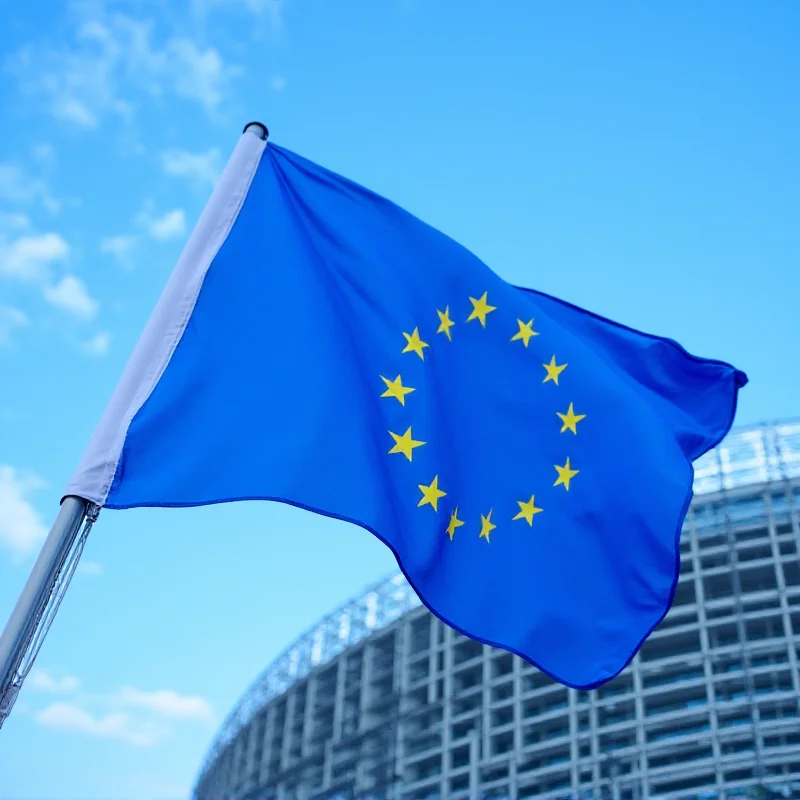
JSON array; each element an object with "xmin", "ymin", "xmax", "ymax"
[{"xmin": 65, "ymin": 130, "xmax": 267, "ymax": 506}]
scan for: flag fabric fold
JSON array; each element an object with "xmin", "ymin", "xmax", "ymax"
[{"xmin": 67, "ymin": 130, "xmax": 746, "ymax": 687}]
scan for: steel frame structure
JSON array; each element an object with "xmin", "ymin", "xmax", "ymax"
[{"xmin": 194, "ymin": 420, "xmax": 800, "ymax": 796}]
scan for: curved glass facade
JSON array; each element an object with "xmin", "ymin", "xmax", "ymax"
[{"xmin": 195, "ymin": 421, "xmax": 800, "ymax": 800}]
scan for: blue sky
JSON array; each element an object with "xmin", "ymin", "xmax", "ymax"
[{"xmin": 0, "ymin": 1, "xmax": 798, "ymax": 798}]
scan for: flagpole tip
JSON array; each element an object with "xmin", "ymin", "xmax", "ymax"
[{"xmin": 243, "ymin": 122, "xmax": 269, "ymax": 141}]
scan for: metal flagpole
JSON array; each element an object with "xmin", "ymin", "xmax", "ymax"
[
  {"xmin": 0, "ymin": 496, "xmax": 97, "ymax": 728},
  {"xmin": 0, "ymin": 122, "xmax": 270, "ymax": 734}
]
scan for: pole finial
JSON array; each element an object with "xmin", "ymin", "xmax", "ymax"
[{"xmin": 243, "ymin": 122, "xmax": 269, "ymax": 140}]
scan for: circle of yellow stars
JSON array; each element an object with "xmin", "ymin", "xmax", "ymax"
[{"xmin": 381, "ymin": 291, "xmax": 586, "ymax": 544}]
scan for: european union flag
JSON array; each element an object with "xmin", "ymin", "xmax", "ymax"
[{"xmin": 68, "ymin": 128, "xmax": 746, "ymax": 688}]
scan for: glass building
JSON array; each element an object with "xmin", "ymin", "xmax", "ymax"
[{"xmin": 194, "ymin": 420, "xmax": 800, "ymax": 800}]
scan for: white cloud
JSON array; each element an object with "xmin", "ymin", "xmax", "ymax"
[
  {"xmin": 100, "ymin": 234, "xmax": 137, "ymax": 268},
  {"xmin": 9, "ymin": 9, "xmax": 243, "ymax": 128},
  {"xmin": 150, "ymin": 209, "xmax": 186, "ymax": 241},
  {"xmin": 270, "ymin": 75, "xmax": 286, "ymax": 92},
  {"xmin": 32, "ymin": 679, "xmax": 213, "ymax": 748},
  {"xmin": 0, "ymin": 233, "xmax": 99, "ymax": 321},
  {"xmin": 0, "ymin": 465, "xmax": 47, "ymax": 559},
  {"xmin": 0, "ymin": 306, "xmax": 28, "ymax": 346},
  {"xmin": 0, "ymin": 232, "xmax": 69, "ymax": 282},
  {"xmin": 117, "ymin": 687, "xmax": 214, "ymax": 722},
  {"xmin": 43, "ymin": 275, "xmax": 99, "ymax": 320},
  {"xmin": 35, "ymin": 703, "xmax": 160, "ymax": 747},
  {"xmin": 0, "ymin": 211, "xmax": 31, "ymax": 231},
  {"xmin": 136, "ymin": 204, "xmax": 187, "ymax": 241},
  {"xmin": 165, "ymin": 38, "xmax": 240, "ymax": 114},
  {"xmin": 59, "ymin": 97, "xmax": 99, "ymax": 128},
  {"xmin": 161, "ymin": 148, "xmax": 221, "ymax": 186},
  {"xmin": 10, "ymin": 21, "xmax": 127, "ymax": 131},
  {"xmin": 77, "ymin": 559, "xmax": 103, "ymax": 575},
  {"xmin": 81, "ymin": 331, "xmax": 111, "ymax": 357},
  {"xmin": 252, "ymin": 0, "xmax": 286, "ymax": 26},
  {"xmin": 0, "ymin": 163, "xmax": 59, "ymax": 213},
  {"xmin": 31, "ymin": 143, "xmax": 56, "ymax": 167},
  {"xmin": 29, "ymin": 669, "xmax": 80, "ymax": 694}
]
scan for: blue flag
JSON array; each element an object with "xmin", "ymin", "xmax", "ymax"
[{"xmin": 68, "ymin": 129, "xmax": 746, "ymax": 688}]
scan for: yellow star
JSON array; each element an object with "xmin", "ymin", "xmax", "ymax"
[
  {"xmin": 436, "ymin": 307, "xmax": 455, "ymax": 341},
  {"xmin": 543, "ymin": 355, "xmax": 568, "ymax": 385},
  {"xmin": 554, "ymin": 458, "xmax": 579, "ymax": 491},
  {"xmin": 479, "ymin": 510, "xmax": 496, "ymax": 543},
  {"xmin": 510, "ymin": 318, "xmax": 539, "ymax": 347},
  {"xmin": 513, "ymin": 495, "xmax": 544, "ymax": 526},
  {"xmin": 402, "ymin": 327, "xmax": 429, "ymax": 360},
  {"xmin": 380, "ymin": 374, "xmax": 415, "ymax": 405},
  {"xmin": 557, "ymin": 402, "xmax": 586, "ymax": 434},
  {"xmin": 388, "ymin": 427, "xmax": 425, "ymax": 461},
  {"xmin": 466, "ymin": 292, "xmax": 496, "ymax": 327},
  {"xmin": 446, "ymin": 507, "xmax": 464, "ymax": 540},
  {"xmin": 418, "ymin": 475, "xmax": 446, "ymax": 512}
]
